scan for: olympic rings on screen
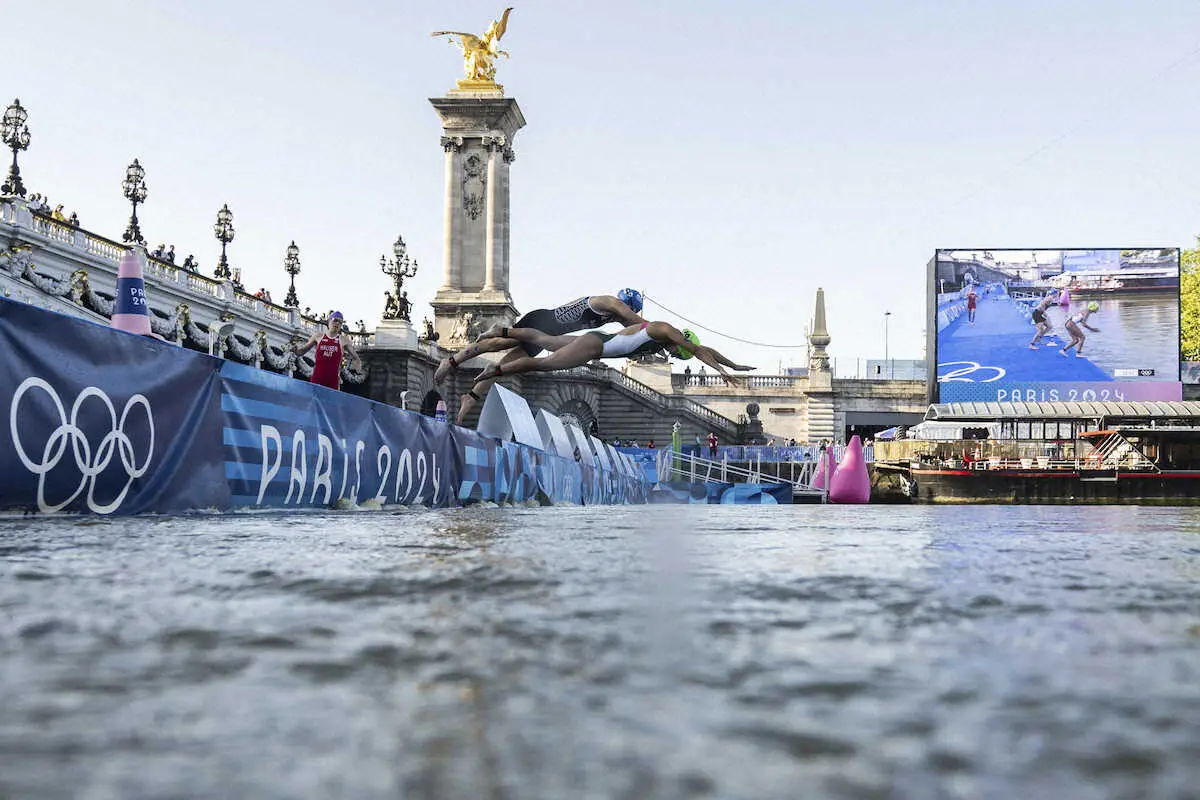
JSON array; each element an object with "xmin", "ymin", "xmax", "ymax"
[
  {"xmin": 9, "ymin": 377, "xmax": 154, "ymax": 513},
  {"xmin": 937, "ymin": 361, "xmax": 1007, "ymax": 383}
]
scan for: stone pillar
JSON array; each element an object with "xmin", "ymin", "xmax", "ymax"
[
  {"xmin": 429, "ymin": 95, "xmax": 525, "ymax": 346},
  {"xmin": 501, "ymin": 146, "xmax": 514, "ymax": 290},
  {"xmin": 804, "ymin": 287, "xmax": 836, "ymax": 443},
  {"xmin": 440, "ymin": 136, "xmax": 463, "ymax": 290},
  {"xmin": 483, "ymin": 135, "xmax": 504, "ymax": 292}
]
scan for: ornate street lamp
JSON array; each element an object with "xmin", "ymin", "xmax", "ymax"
[
  {"xmin": 213, "ymin": 203, "xmax": 234, "ymax": 279},
  {"xmin": 283, "ymin": 240, "xmax": 301, "ymax": 307},
  {"xmin": 380, "ymin": 235, "xmax": 417, "ymax": 320},
  {"xmin": 121, "ymin": 159, "xmax": 148, "ymax": 244},
  {"xmin": 1, "ymin": 99, "xmax": 31, "ymax": 198}
]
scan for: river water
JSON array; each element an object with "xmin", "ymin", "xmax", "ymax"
[{"xmin": 1, "ymin": 505, "xmax": 1198, "ymax": 799}]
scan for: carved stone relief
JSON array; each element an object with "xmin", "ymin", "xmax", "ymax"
[{"xmin": 461, "ymin": 153, "xmax": 486, "ymax": 221}]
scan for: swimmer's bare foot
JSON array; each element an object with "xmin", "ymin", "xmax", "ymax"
[
  {"xmin": 477, "ymin": 323, "xmax": 507, "ymax": 341},
  {"xmin": 434, "ymin": 354, "xmax": 460, "ymax": 383},
  {"xmin": 473, "ymin": 362, "xmax": 503, "ymax": 384}
]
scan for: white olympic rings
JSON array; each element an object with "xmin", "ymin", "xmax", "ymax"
[
  {"xmin": 10, "ymin": 377, "xmax": 154, "ymax": 513},
  {"xmin": 937, "ymin": 361, "xmax": 1007, "ymax": 383}
]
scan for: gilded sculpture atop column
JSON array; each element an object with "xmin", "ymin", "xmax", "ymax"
[{"xmin": 432, "ymin": 8, "xmax": 513, "ymax": 90}]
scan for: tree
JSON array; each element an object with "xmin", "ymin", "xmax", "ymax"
[{"xmin": 1183, "ymin": 238, "xmax": 1200, "ymax": 362}]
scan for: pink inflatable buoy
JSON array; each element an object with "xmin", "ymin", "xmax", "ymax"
[
  {"xmin": 1058, "ymin": 289, "xmax": 1070, "ymax": 310},
  {"xmin": 828, "ymin": 435, "xmax": 871, "ymax": 504},
  {"xmin": 812, "ymin": 446, "xmax": 837, "ymax": 491},
  {"xmin": 813, "ymin": 449, "xmax": 827, "ymax": 489}
]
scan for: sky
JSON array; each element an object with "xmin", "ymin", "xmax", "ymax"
[{"xmin": 6, "ymin": 0, "xmax": 1200, "ymax": 376}]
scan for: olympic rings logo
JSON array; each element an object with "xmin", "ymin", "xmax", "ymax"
[
  {"xmin": 937, "ymin": 361, "xmax": 1007, "ymax": 383},
  {"xmin": 10, "ymin": 377, "xmax": 154, "ymax": 513}
]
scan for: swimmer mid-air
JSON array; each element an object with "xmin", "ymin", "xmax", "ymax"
[
  {"xmin": 436, "ymin": 289, "xmax": 646, "ymax": 423},
  {"xmin": 471, "ymin": 321, "xmax": 754, "ymax": 386}
]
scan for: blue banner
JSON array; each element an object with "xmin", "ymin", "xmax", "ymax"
[{"xmin": 0, "ymin": 300, "xmax": 225, "ymax": 513}]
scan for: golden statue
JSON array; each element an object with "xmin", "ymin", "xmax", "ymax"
[{"xmin": 432, "ymin": 8, "xmax": 513, "ymax": 85}]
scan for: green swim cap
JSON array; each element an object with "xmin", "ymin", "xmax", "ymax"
[
  {"xmin": 675, "ymin": 329, "xmax": 700, "ymax": 360},
  {"xmin": 1088, "ymin": 301, "xmax": 1099, "ymax": 312}
]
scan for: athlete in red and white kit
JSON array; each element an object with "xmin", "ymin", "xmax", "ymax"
[{"xmin": 293, "ymin": 311, "xmax": 363, "ymax": 390}]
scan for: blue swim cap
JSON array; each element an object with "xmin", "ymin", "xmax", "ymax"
[{"xmin": 617, "ymin": 288, "xmax": 643, "ymax": 313}]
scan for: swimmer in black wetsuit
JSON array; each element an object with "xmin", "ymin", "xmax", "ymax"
[
  {"xmin": 1029, "ymin": 288, "xmax": 1060, "ymax": 349},
  {"xmin": 470, "ymin": 321, "xmax": 753, "ymax": 387},
  {"xmin": 436, "ymin": 289, "xmax": 646, "ymax": 423}
]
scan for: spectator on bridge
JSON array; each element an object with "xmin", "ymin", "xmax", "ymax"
[
  {"xmin": 166, "ymin": 245, "xmax": 176, "ymax": 264},
  {"xmin": 435, "ymin": 289, "xmax": 648, "ymax": 424},
  {"xmin": 707, "ymin": 432, "xmax": 718, "ymax": 458},
  {"xmin": 152, "ymin": 244, "xmax": 165, "ymax": 259},
  {"xmin": 52, "ymin": 204, "xmax": 67, "ymax": 222},
  {"xmin": 182, "ymin": 254, "xmax": 197, "ymax": 271},
  {"xmin": 684, "ymin": 365, "xmax": 692, "ymax": 383},
  {"xmin": 68, "ymin": 211, "xmax": 79, "ymax": 227},
  {"xmin": 469, "ymin": 321, "xmax": 753, "ymax": 390}
]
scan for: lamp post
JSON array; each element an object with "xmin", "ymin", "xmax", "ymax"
[
  {"xmin": 213, "ymin": 203, "xmax": 234, "ymax": 279},
  {"xmin": 884, "ymin": 310, "xmax": 892, "ymax": 379},
  {"xmin": 283, "ymin": 240, "xmax": 301, "ymax": 307},
  {"xmin": 1, "ymin": 99, "xmax": 31, "ymax": 198},
  {"xmin": 121, "ymin": 159, "xmax": 148, "ymax": 244},
  {"xmin": 380, "ymin": 235, "xmax": 418, "ymax": 320}
]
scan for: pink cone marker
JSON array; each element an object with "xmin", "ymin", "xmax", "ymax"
[{"xmin": 110, "ymin": 247, "xmax": 152, "ymax": 336}]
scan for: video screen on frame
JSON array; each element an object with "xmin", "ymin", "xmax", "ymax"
[{"xmin": 932, "ymin": 248, "xmax": 1181, "ymax": 403}]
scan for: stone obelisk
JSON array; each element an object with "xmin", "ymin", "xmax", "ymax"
[
  {"xmin": 805, "ymin": 287, "xmax": 836, "ymax": 443},
  {"xmin": 428, "ymin": 73, "xmax": 524, "ymax": 345}
]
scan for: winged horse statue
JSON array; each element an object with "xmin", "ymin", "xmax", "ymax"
[{"xmin": 432, "ymin": 8, "xmax": 514, "ymax": 83}]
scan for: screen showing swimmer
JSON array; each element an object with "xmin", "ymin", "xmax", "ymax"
[{"xmin": 930, "ymin": 248, "xmax": 1182, "ymax": 403}]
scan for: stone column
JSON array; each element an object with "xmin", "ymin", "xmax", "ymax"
[
  {"xmin": 501, "ymin": 145, "xmax": 515, "ymax": 290},
  {"xmin": 482, "ymin": 135, "xmax": 505, "ymax": 293},
  {"xmin": 429, "ymin": 96, "xmax": 525, "ymax": 345},
  {"xmin": 440, "ymin": 136, "xmax": 463, "ymax": 290}
]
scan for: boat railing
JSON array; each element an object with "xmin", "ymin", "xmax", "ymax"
[{"xmin": 949, "ymin": 456, "xmax": 1158, "ymax": 472}]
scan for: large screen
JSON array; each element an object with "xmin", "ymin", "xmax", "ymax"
[{"xmin": 930, "ymin": 248, "xmax": 1182, "ymax": 403}]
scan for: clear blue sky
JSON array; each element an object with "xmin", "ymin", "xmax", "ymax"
[{"xmin": 7, "ymin": 1, "xmax": 1200, "ymax": 374}]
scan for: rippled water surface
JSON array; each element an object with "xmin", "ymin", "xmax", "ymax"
[{"xmin": 1, "ymin": 506, "xmax": 1199, "ymax": 799}]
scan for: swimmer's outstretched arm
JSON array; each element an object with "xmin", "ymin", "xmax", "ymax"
[
  {"xmin": 694, "ymin": 344, "xmax": 754, "ymax": 371},
  {"xmin": 691, "ymin": 345, "xmax": 751, "ymax": 385}
]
